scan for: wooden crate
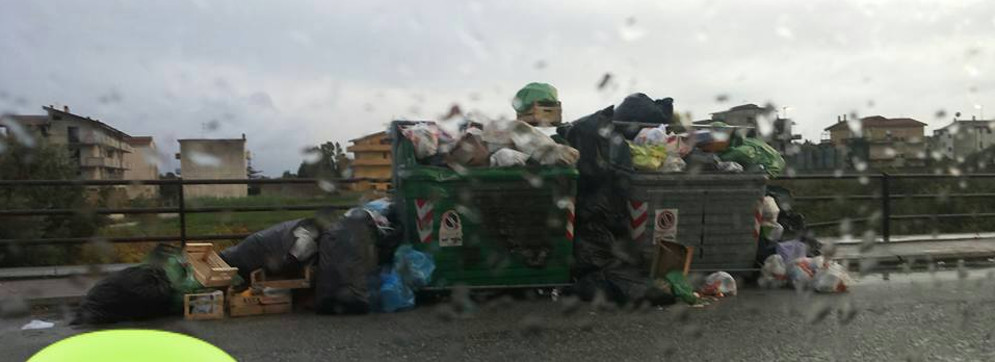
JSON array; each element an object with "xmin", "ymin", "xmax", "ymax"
[
  {"xmin": 185, "ymin": 243, "xmax": 239, "ymax": 288},
  {"xmin": 184, "ymin": 291, "xmax": 225, "ymax": 320},
  {"xmin": 250, "ymin": 266, "xmax": 313, "ymax": 290},
  {"xmin": 228, "ymin": 287, "xmax": 292, "ymax": 317}
]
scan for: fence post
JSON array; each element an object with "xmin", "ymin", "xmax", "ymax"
[
  {"xmin": 881, "ymin": 172, "xmax": 890, "ymax": 243},
  {"xmin": 178, "ymin": 178, "xmax": 187, "ymax": 247}
]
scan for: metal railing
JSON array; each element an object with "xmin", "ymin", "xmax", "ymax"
[
  {"xmin": 777, "ymin": 172, "xmax": 995, "ymax": 242},
  {"xmin": 0, "ymin": 177, "xmax": 389, "ymax": 246}
]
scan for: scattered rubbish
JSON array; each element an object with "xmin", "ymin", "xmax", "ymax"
[
  {"xmin": 760, "ymin": 254, "xmax": 788, "ymax": 288},
  {"xmin": 788, "ymin": 256, "xmax": 827, "ymax": 289},
  {"xmin": 21, "ymin": 319, "xmax": 54, "ymax": 330},
  {"xmin": 400, "ymin": 123, "xmax": 445, "ymax": 159},
  {"xmin": 813, "ymin": 262, "xmax": 853, "ymax": 293},
  {"xmin": 777, "ymin": 239, "xmax": 809, "ymax": 264},
  {"xmin": 662, "ymin": 270, "xmax": 699, "ymax": 305},
  {"xmin": 698, "ymin": 271, "xmax": 737, "ymax": 297}
]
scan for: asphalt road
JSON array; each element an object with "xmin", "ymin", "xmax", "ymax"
[{"xmin": 3, "ymin": 268, "xmax": 995, "ymax": 361}]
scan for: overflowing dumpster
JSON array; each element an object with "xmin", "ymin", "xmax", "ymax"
[
  {"xmin": 390, "ymin": 121, "xmax": 578, "ymax": 288},
  {"xmin": 614, "ymin": 171, "xmax": 767, "ymax": 272}
]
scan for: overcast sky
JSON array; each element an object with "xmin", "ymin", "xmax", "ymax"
[{"xmin": 1, "ymin": 0, "xmax": 993, "ymax": 176}]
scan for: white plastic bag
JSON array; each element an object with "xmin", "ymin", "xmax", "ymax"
[
  {"xmin": 760, "ymin": 254, "xmax": 788, "ymax": 288},
  {"xmin": 788, "ymin": 256, "xmax": 827, "ymax": 289},
  {"xmin": 761, "ymin": 196, "xmax": 780, "ymax": 222},
  {"xmin": 490, "ymin": 148, "xmax": 529, "ymax": 167},
  {"xmin": 508, "ymin": 120, "xmax": 557, "ymax": 158},
  {"xmin": 634, "ymin": 126, "xmax": 668, "ymax": 145},
  {"xmin": 717, "ymin": 161, "xmax": 744, "ymax": 173},
  {"xmin": 698, "ymin": 271, "xmax": 737, "ymax": 296},
  {"xmin": 762, "ymin": 221, "xmax": 784, "ymax": 242},
  {"xmin": 401, "ymin": 123, "xmax": 440, "ymax": 159},
  {"xmin": 661, "ymin": 155, "xmax": 686, "ymax": 173},
  {"xmin": 535, "ymin": 144, "xmax": 579, "ymax": 166},
  {"xmin": 813, "ymin": 262, "xmax": 852, "ymax": 293}
]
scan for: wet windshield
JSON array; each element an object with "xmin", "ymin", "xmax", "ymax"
[{"xmin": 2, "ymin": 1, "xmax": 993, "ymax": 361}]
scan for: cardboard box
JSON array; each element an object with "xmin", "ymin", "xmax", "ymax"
[
  {"xmin": 184, "ymin": 291, "xmax": 225, "ymax": 320},
  {"xmin": 228, "ymin": 287, "xmax": 292, "ymax": 317},
  {"xmin": 650, "ymin": 241, "xmax": 694, "ymax": 279}
]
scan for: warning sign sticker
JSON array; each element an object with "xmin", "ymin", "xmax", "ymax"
[
  {"xmin": 438, "ymin": 210, "xmax": 464, "ymax": 247},
  {"xmin": 653, "ymin": 209, "xmax": 678, "ymax": 243}
]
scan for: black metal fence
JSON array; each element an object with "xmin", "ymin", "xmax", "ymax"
[
  {"xmin": 777, "ymin": 173, "xmax": 995, "ymax": 242},
  {"xmin": 0, "ymin": 178, "xmax": 388, "ymax": 246},
  {"xmin": 4, "ymin": 173, "xmax": 995, "ymax": 247}
]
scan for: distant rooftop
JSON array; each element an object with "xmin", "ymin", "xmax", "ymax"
[
  {"xmin": 824, "ymin": 115, "xmax": 927, "ymax": 131},
  {"xmin": 42, "ymin": 105, "xmax": 132, "ymax": 139}
]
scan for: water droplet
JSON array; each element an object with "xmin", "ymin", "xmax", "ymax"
[
  {"xmin": 957, "ymin": 259, "xmax": 969, "ymax": 280},
  {"xmin": 775, "ymin": 26, "xmax": 794, "ymax": 39},
  {"xmin": 187, "ymin": 151, "xmax": 221, "ymax": 167},
  {"xmin": 317, "ymin": 179, "xmax": 336, "ymax": 192},
  {"xmin": 596, "ymin": 73, "xmax": 614, "ymax": 91},
  {"xmin": 858, "ymin": 176, "xmax": 870, "ymax": 185},
  {"xmin": 935, "ymin": 109, "xmax": 947, "ymax": 119}
]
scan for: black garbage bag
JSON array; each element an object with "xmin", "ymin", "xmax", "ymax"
[
  {"xmin": 562, "ymin": 106, "xmax": 631, "ymax": 198},
  {"xmin": 613, "ymin": 93, "xmax": 675, "ymax": 139},
  {"xmin": 315, "ymin": 209, "xmax": 380, "ymax": 315},
  {"xmin": 71, "ymin": 265, "xmax": 175, "ymax": 325},
  {"xmin": 220, "ymin": 219, "xmax": 310, "ymax": 281}
]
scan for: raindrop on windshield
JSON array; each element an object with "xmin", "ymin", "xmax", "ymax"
[{"xmin": 188, "ymin": 151, "xmax": 221, "ymax": 167}]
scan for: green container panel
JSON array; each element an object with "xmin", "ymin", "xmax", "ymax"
[{"xmin": 391, "ymin": 121, "xmax": 578, "ymax": 288}]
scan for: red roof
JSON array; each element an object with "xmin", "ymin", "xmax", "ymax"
[{"xmin": 824, "ymin": 116, "xmax": 926, "ymax": 131}]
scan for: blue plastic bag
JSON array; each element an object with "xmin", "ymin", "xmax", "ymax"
[
  {"xmin": 379, "ymin": 268, "xmax": 415, "ymax": 313},
  {"xmin": 394, "ymin": 245, "xmax": 435, "ymax": 288}
]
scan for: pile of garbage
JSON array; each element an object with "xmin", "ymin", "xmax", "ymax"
[
  {"xmin": 399, "ymin": 119, "xmax": 579, "ymax": 169},
  {"xmin": 617, "ymin": 93, "xmax": 784, "ymax": 177},
  {"xmin": 72, "ymin": 198, "xmax": 435, "ymax": 324},
  {"xmin": 755, "ymin": 188, "xmax": 853, "ymax": 293}
]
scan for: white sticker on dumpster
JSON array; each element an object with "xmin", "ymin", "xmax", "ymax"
[
  {"xmin": 654, "ymin": 209, "xmax": 678, "ymax": 243},
  {"xmin": 439, "ymin": 210, "xmax": 463, "ymax": 247}
]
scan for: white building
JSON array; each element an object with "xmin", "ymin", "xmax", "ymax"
[
  {"xmin": 933, "ymin": 117, "xmax": 995, "ymax": 161},
  {"xmin": 177, "ymin": 136, "xmax": 248, "ymax": 199}
]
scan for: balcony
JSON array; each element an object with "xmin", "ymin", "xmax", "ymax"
[
  {"xmin": 351, "ymin": 158, "xmax": 392, "ymax": 166},
  {"xmin": 81, "ymin": 157, "xmax": 128, "ymax": 169},
  {"xmin": 347, "ymin": 144, "xmax": 391, "ymax": 152}
]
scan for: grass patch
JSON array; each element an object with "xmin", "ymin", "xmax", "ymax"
[{"xmin": 92, "ymin": 192, "xmax": 364, "ymax": 263}]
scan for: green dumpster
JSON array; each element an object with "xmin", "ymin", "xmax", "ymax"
[{"xmin": 390, "ymin": 121, "xmax": 577, "ymax": 288}]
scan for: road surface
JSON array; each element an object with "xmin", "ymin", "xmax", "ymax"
[{"xmin": 3, "ymin": 268, "xmax": 995, "ymax": 361}]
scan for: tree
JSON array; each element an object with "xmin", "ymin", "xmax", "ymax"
[
  {"xmin": 0, "ymin": 134, "xmax": 106, "ymax": 267},
  {"xmin": 296, "ymin": 141, "xmax": 348, "ymax": 179},
  {"xmin": 281, "ymin": 170, "xmax": 296, "ymax": 178}
]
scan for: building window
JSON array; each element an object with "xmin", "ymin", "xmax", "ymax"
[
  {"xmin": 949, "ymin": 147, "xmax": 953, "ymax": 152},
  {"xmin": 382, "ymin": 152, "xmax": 388, "ymax": 159},
  {"xmin": 67, "ymin": 127, "xmax": 79, "ymax": 143}
]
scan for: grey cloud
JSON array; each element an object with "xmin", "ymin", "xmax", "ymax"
[{"xmin": 2, "ymin": 0, "xmax": 994, "ymax": 175}]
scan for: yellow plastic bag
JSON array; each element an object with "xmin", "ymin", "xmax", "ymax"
[{"xmin": 628, "ymin": 141, "xmax": 667, "ymax": 171}]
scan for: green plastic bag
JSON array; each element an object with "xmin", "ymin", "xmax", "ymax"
[
  {"xmin": 718, "ymin": 137, "xmax": 785, "ymax": 177},
  {"xmin": 628, "ymin": 141, "xmax": 667, "ymax": 171},
  {"xmin": 512, "ymin": 82, "xmax": 558, "ymax": 112},
  {"xmin": 144, "ymin": 244, "xmax": 205, "ymax": 311},
  {"xmin": 663, "ymin": 271, "xmax": 699, "ymax": 305}
]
